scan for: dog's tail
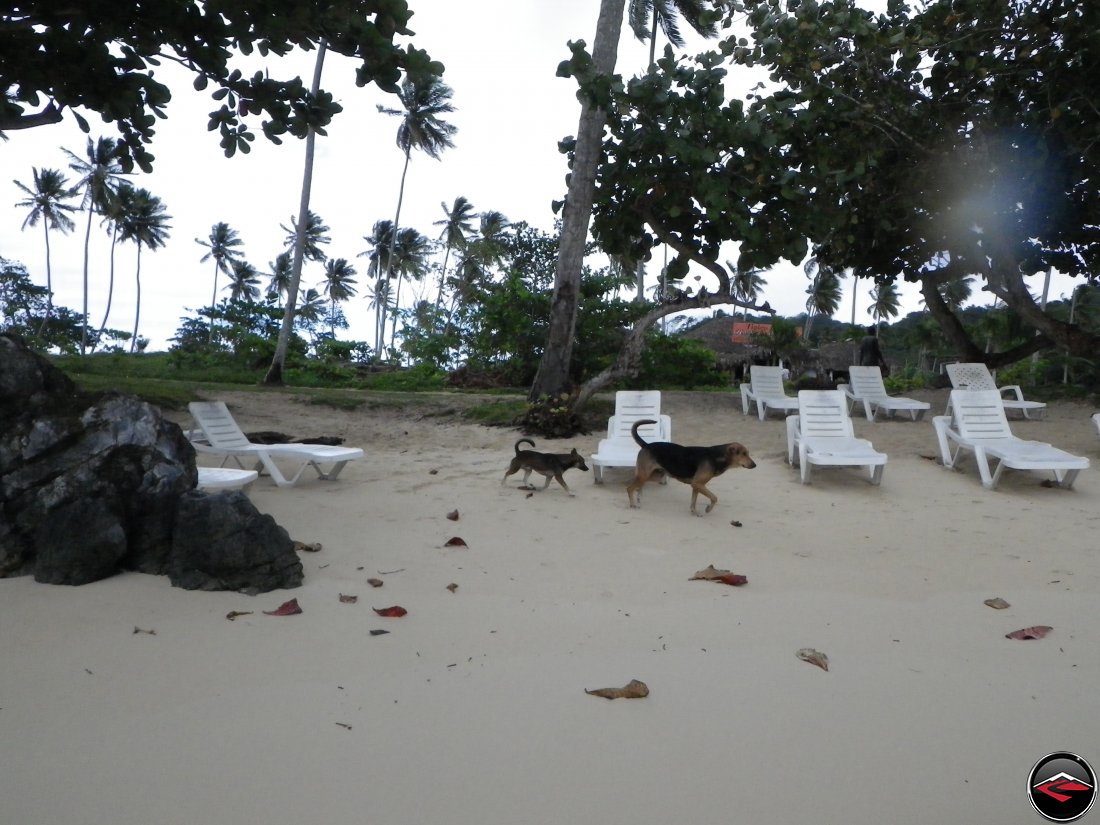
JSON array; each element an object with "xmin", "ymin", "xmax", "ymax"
[
  {"xmin": 631, "ymin": 419, "xmax": 657, "ymax": 448},
  {"xmin": 514, "ymin": 438, "xmax": 536, "ymax": 454}
]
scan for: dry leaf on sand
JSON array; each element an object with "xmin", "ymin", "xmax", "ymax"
[
  {"xmin": 446, "ymin": 583, "xmax": 458, "ymax": 593},
  {"xmin": 1006, "ymin": 625, "xmax": 1052, "ymax": 640},
  {"xmin": 444, "ymin": 536, "xmax": 468, "ymax": 547},
  {"xmin": 369, "ymin": 629, "xmax": 390, "ymax": 636},
  {"xmin": 984, "ymin": 597, "xmax": 1011, "ymax": 610},
  {"xmin": 373, "ymin": 605, "xmax": 408, "ymax": 618},
  {"xmin": 446, "ymin": 509, "xmax": 460, "ymax": 521},
  {"xmin": 263, "ymin": 598, "xmax": 302, "ymax": 616},
  {"xmin": 367, "ymin": 578, "xmax": 384, "ymax": 588},
  {"xmin": 796, "ymin": 648, "xmax": 829, "ymax": 671},
  {"xmin": 690, "ymin": 565, "xmax": 748, "ymax": 586},
  {"xmin": 226, "ymin": 610, "xmax": 253, "ymax": 621},
  {"xmin": 293, "ymin": 541, "xmax": 322, "ymax": 553},
  {"xmin": 585, "ymin": 679, "xmax": 650, "ymax": 700},
  {"xmin": 338, "ymin": 593, "xmax": 358, "ymax": 604}
]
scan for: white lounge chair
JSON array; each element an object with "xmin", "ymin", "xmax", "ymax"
[
  {"xmin": 839, "ymin": 365, "xmax": 930, "ymax": 421},
  {"xmin": 945, "ymin": 362, "xmax": 1046, "ymax": 420},
  {"xmin": 187, "ymin": 401, "xmax": 364, "ymax": 488},
  {"xmin": 1093, "ymin": 412, "xmax": 1100, "ymax": 437},
  {"xmin": 741, "ymin": 365, "xmax": 799, "ymax": 421},
  {"xmin": 933, "ymin": 390, "xmax": 1087, "ymax": 489},
  {"xmin": 196, "ymin": 467, "xmax": 258, "ymax": 492},
  {"xmin": 590, "ymin": 390, "xmax": 671, "ymax": 483},
  {"xmin": 786, "ymin": 389, "xmax": 887, "ymax": 484}
]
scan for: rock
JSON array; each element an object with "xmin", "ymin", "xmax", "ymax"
[
  {"xmin": 170, "ymin": 491, "xmax": 302, "ymax": 594},
  {"xmin": 0, "ymin": 333, "xmax": 302, "ymax": 593}
]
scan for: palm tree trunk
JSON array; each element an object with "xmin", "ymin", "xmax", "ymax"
[
  {"xmin": 130, "ymin": 244, "xmax": 143, "ymax": 353},
  {"xmin": 37, "ymin": 222, "xmax": 53, "ymax": 337},
  {"xmin": 208, "ymin": 259, "xmax": 220, "ymax": 343},
  {"xmin": 530, "ymin": 0, "xmax": 626, "ymax": 401},
  {"xmin": 433, "ymin": 244, "xmax": 452, "ymax": 324},
  {"xmin": 94, "ymin": 226, "xmax": 118, "ymax": 349},
  {"xmin": 81, "ymin": 207, "xmax": 93, "ymax": 354},
  {"xmin": 381, "ymin": 149, "xmax": 412, "ymax": 360},
  {"xmin": 265, "ymin": 40, "xmax": 327, "ymax": 385}
]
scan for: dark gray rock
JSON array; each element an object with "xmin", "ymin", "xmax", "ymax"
[
  {"xmin": 0, "ymin": 333, "xmax": 302, "ymax": 593},
  {"xmin": 170, "ymin": 491, "xmax": 302, "ymax": 594}
]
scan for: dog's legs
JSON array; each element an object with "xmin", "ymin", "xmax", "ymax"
[
  {"xmin": 689, "ymin": 482, "xmax": 718, "ymax": 515},
  {"xmin": 552, "ymin": 472, "xmax": 574, "ymax": 497},
  {"xmin": 502, "ymin": 459, "xmax": 521, "ymax": 486},
  {"xmin": 521, "ymin": 468, "xmax": 534, "ymax": 489},
  {"xmin": 540, "ymin": 473, "xmax": 554, "ymax": 491}
]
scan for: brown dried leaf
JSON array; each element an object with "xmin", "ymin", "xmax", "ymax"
[
  {"xmin": 369, "ymin": 629, "xmax": 390, "ymax": 636},
  {"xmin": 132, "ymin": 626, "xmax": 156, "ymax": 635},
  {"xmin": 446, "ymin": 583, "xmax": 458, "ymax": 593},
  {"xmin": 1006, "ymin": 625, "xmax": 1052, "ymax": 640},
  {"xmin": 428, "ymin": 469, "xmax": 439, "ymax": 475},
  {"xmin": 585, "ymin": 679, "xmax": 650, "ymax": 700},
  {"xmin": 984, "ymin": 597, "xmax": 1011, "ymax": 610},
  {"xmin": 444, "ymin": 536, "xmax": 468, "ymax": 547},
  {"xmin": 338, "ymin": 593, "xmax": 358, "ymax": 604},
  {"xmin": 690, "ymin": 565, "xmax": 748, "ymax": 586},
  {"xmin": 263, "ymin": 598, "xmax": 302, "ymax": 616},
  {"xmin": 373, "ymin": 605, "xmax": 408, "ymax": 618},
  {"xmin": 367, "ymin": 578, "xmax": 384, "ymax": 588},
  {"xmin": 796, "ymin": 648, "xmax": 829, "ymax": 671},
  {"xmin": 293, "ymin": 541, "xmax": 322, "ymax": 553},
  {"xmin": 446, "ymin": 509, "xmax": 460, "ymax": 521},
  {"xmin": 226, "ymin": 610, "xmax": 253, "ymax": 621}
]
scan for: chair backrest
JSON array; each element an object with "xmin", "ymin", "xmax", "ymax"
[
  {"xmin": 607, "ymin": 391, "xmax": 663, "ymax": 441},
  {"xmin": 949, "ymin": 390, "xmax": 1012, "ymax": 441},
  {"xmin": 946, "ymin": 362, "xmax": 998, "ymax": 391},
  {"xmin": 188, "ymin": 401, "xmax": 253, "ymax": 449},
  {"xmin": 847, "ymin": 365, "xmax": 889, "ymax": 398},
  {"xmin": 749, "ymin": 366, "xmax": 788, "ymax": 397},
  {"xmin": 796, "ymin": 390, "xmax": 855, "ymax": 438}
]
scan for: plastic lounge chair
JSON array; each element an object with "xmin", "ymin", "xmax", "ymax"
[
  {"xmin": 839, "ymin": 365, "xmax": 930, "ymax": 421},
  {"xmin": 945, "ymin": 362, "xmax": 1046, "ymax": 420},
  {"xmin": 590, "ymin": 390, "xmax": 671, "ymax": 483},
  {"xmin": 187, "ymin": 401, "xmax": 364, "ymax": 488},
  {"xmin": 786, "ymin": 390, "xmax": 887, "ymax": 485},
  {"xmin": 932, "ymin": 390, "xmax": 1087, "ymax": 489},
  {"xmin": 1093, "ymin": 413, "xmax": 1100, "ymax": 437},
  {"xmin": 196, "ymin": 467, "xmax": 258, "ymax": 492},
  {"xmin": 741, "ymin": 365, "xmax": 800, "ymax": 421}
]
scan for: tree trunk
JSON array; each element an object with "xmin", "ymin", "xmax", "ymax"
[
  {"xmin": 93, "ymin": 226, "xmax": 118, "ymax": 349},
  {"xmin": 130, "ymin": 244, "xmax": 142, "ymax": 353},
  {"xmin": 529, "ymin": 0, "xmax": 626, "ymax": 401},
  {"xmin": 37, "ymin": 222, "xmax": 53, "ymax": 337},
  {"xmin": 80, "ymin": 206, "xmax": 92, "ymax": 354},
  {"xmin": 383, "ymin": 149, "xmax": 412, "ymax": 360},
  {"xmin": 265, "ymin": 40, "xmax": 327, "ymax": 386}
]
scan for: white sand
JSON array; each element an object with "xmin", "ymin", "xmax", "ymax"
[{"xmin": 3, "ymin": 388, "xmax": 1099, "ymax": 824}]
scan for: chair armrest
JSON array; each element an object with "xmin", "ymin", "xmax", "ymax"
[
  {"xmin": 998, "ymin": 384, "xmax": 1026, "ymax": 402},
  {"xmin": 931, "ymin": 415, "xmax": 959, "ymax": 467},
  {"xmin": 785, "ymin": 415, "xmax": 800, "ymax": 464}
]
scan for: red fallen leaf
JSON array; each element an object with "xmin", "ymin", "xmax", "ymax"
[
  {"xmin": 338, "ymin": 593, "xmax": 358, "ymax": 604},
  {"xmin": 690, "ymin": 565, "xmax": 748, "ymax": 586},
  {"xmin": 444, "ymin": 536, "xmax": 467, "ymax": 547},
  {"xmin": 263, "ymin": 598, "xmax": 302, "ymax": 616},
  {"xmin": 446, "ymin": 509, "xmax": 460, "ymax": 521},
  {"xmin": 373, "ymin": 605, "xmax": 407, "ymax": 618},
  {"xmin": 585, "ymin": 679, "xmax": 649, "ymax": 700},
  {"xmin": 1006, "ymin": 625, "xmax": 1053, "ymax": 640}
]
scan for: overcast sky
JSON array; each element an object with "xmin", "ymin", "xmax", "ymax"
[{"xmin": 1, "ymin": 0, "xmax": 1071, "ymax": 352}]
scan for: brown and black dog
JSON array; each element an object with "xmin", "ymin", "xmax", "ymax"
[
  {"xmin": 502, "ymin": 438, "xmax": 589, "ymax": 496},
  {"xmin": 626, "ymin": 419, "xmax": 756, "ymax": 515}
]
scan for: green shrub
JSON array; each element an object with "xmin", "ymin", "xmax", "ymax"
[{"xmin": 632, "ymin": 335, "xmax": 727, "ymax": 389}]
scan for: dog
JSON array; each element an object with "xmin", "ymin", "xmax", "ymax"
[
  {"xmin": 626, "ymin": 419, "xmax": 756, "ymax": 515},
  {"xmin": 501, "ymin": 438, "xmax": 589, "ymax": 496}
]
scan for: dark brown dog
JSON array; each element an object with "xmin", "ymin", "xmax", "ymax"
[
  {"xmin": 502, "ymin": 438, "xmax": 589, "ymax": 496},
  {"xmin": 626, "ymin": 419, "xmax": 756, "ymax": 515}
]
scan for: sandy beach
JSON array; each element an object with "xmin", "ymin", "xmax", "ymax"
[{"xmin": 3, "ymin": 387, "xmax": 1099, "ymax": 824}]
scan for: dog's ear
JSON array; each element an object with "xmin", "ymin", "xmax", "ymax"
[{"xmin": 570, "ymin": 448, "xmax": 581, "ymax": 457}]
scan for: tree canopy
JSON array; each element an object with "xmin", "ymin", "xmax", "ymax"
[
  {"xmin": 581, "ymin": 0, "xmax": 1100, "ymax": 367},
  {"xmin": 0, "ymin": 0, "xmax": 442, "ymax": 172}
]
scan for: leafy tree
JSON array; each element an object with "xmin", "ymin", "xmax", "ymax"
[
  {"xmin": 432, "ymin": 196, "xmax": 476, "ymax": 317},
  {"xmin": 729, "ymin": 263, "xmax": 766, "ymax": 322},
  {"xmin": 386, "ymin": 227, "xmax": 432, "ymax": 352},
  {"xmin": 281, "ymin": 210, "xmax": 331, "ymax": 265},
  {"xmin": 13, "ymin": 167, "xmax": 77, "ymax": 335},
  {"xmin": 116, "ymin": 187, "xmax": 170, "ymax": 352},
  {"xmin": 1, "ymin": 2, "xmax": 442, "ymax": 172},
  {"xmin": 63, "ymin": 136, "xmax": 123, "ymax": 353},
  {"xmin": 629, "ymin": 0, "xmax": 723, "ymax": 66},
  {"xmin": 868, "ymin": 280, "xmax": 901, "ymax": 325},
  {"xmin": 803, "ymin": 257, "xmax": 844, "ymax": 340},
  {"xmin": 196, "ymin": 222, "xmax": 245, "ymax": 339},
  {"xmin": 267, "ymin": 251, "xmax": 293, "ymax": 303}
]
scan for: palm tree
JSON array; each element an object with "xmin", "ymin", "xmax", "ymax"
[
  {"xmin": 319, "ymin": 258, "xmax": 358, "ymax": 337},
  {"xmin": 728, "ymin": 262, "xmax": 767, "ymax": 322},
  {"xmin": 868, "ymin": 280, "xmax": 901, "ymax": 324},
  {"xmin": 95, "ymin": 182, "xmax": 137, "ymax": 345},
  {"xmin": 296, "ymin": 288, "xmax": 326, "ymax": 327},
  {"xmin": 629, "ymin": 0, "xmax": 721, "ymax": 66},
  {"xmin": 63, "ymin": 136, "xmax": 123, "ymax": 353},
  {"xmin": 281, "ymin": 210, "xmax": 331, "ymax": 264},
  {"xmin": 360, "ymin": 220, "xmax": 396, "ymax": 353},
  {"xmin": 225, "ymin": 259, "xmax": 261, "ymax": 303},
  {"xmin": 387, "ymin": 227, "xmax": 432, "ymax": 351},
  {"xmin": 196, "ymin": 222, "xmax": 245, "ymax": 340},
  {"xmin": 378, "ymin": 74, "xmax": 456, "ymax": 354},
  {"xmin": 117, "ymin": 187, "xmax": 171, "ymax": 352},
  {"xmin": 267, "ymin": 251, "xmax": 293, "ymax": 303},
  {"xmin": 365, "ymin": 276, "xmax": 392, "ymax": 356},
  {"xmin": 13, "ymin": 167, "xmax": 78, "ymax": 335},
  {"xmin": 432, "ymin": 196, "xmax": 475, "ymax": 317},
  {"xmin": 803, "ymin": 257, "xmax": 845, "ymax": 339}
]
